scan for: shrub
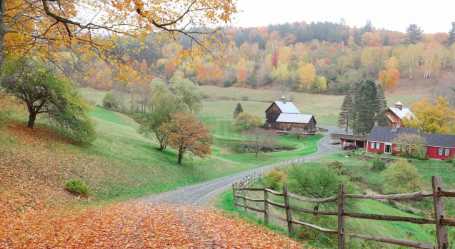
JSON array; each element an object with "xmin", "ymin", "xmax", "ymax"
[
  {"xmin": 65, "ymin": 179, "xmax": 88, "ymax": 196},
  {"xmin": 382, "ymin": 160, "xmax": 423, "ymax": 194},
  {"xmin": 240, "ymin": 96, "xmax": 249, "ymax": 101},
  {"xmin": 391, "ymin": 150, "xmax": 396, "ymax": 156},
  {"xmin": 376, "ymin": 150, "xmax": 383, "ymax": 155},
  {"xmin": 372, "ymin": 156, "xmax": 386, "ymax": 171},
  {"xmin": 328, "ymin": 161, "xmax": 345, "ymax": 170},
  {"xmin": 265, "ymin": 169, "xmax": 287, "ymax": 190},
  {"xmin": 223, "ymin": 79, "xmax": 236, "ymax": 87},
  {"xmin": 446, "ymin": 157, "xmax": 454, "ymax": 164}
]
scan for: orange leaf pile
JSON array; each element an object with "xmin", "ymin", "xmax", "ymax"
[{"xmin": 1, "ymin": 202, "xmax": 306, "ymax": 248}]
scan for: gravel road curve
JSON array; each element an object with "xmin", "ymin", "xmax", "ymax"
[{"xmin": 140, "ymin": 126, "xmax": 347, "ymax": 205}]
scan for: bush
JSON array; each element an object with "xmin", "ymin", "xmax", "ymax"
[
  {"xmin": 240, "ymin": 96, "xmax": 249, "ymax": 101},
  {"xmin": 65, "ymin": 179, "xmax": 88, "ymax": 196},
  {"xmin": 391, "ymin": 150, "xmax": 396, "ymax": 156},
  {"xmin": 372, "ymin": 156, "xmax": 386, "ymax": 171},
  {"xmin": 382, "ymin": 160, "xmax": 423, "ymax": 194},
  {"xmin": 446, "ymin": 157, "xmax": 453, "ymax": 164},
  {"xmin": 223, "ymin": 79, "xmax": 236, "ymax": 87},
  {"xmin": 376, "ymin": 150, "xmax": 383, "ymax": 155},
  {"xmin": 265, "ymin": 169, "xmax": 287, "ymax": 190}
]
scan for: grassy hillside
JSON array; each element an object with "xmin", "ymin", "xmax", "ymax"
[{"xmin": 0, "ymin": 96, "xmax": 322, "ymax": 214}]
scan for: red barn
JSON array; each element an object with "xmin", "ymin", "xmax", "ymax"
[
  {"xmin": 385, "ymin": 101, "xmax": 416, "ymax": 128},
  {"xmin": 366, "ymin": 126, "xmax": 455, "ymax": 160},
  {"xmin": 265, "ymin": 96, "xmax": 317, "ymax": 133}
]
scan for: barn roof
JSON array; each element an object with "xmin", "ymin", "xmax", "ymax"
[
  {"xmin": 276, "ymin": 113, "xmax": 313, "ymax": 124},
  {"xmin": 273, "ymin": 101, "xmax": 300, "ymax": 114},
  {"xmin": 367, "ymin": 126, "xmax": 455, "ymax": 148},
  {"xmin": 388, "ymin": 107, "xmax": 415, "ymax": 120}
]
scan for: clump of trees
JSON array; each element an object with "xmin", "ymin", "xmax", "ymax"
[
  {"xmin": 403, "ymin": 97, "xmax": 455, "ymax": 134},
  {"xmin": 138, "ymin": 77, "xmax": 211, "ymax": 164},
  {"xmin": 2, "ymin": 59, "xmax": 96, "ymax": 144},
  {"xmin": 337, "ymin": 79, "xmax": 387, "ymax": 134}
]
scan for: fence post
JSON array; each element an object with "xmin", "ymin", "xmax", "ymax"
[
  {"xmin": 283, "ymin": 185, "xmax": 294, "ymax": 234},
  {"xmin": 432, "ymin": 176, "xmax": 448, "ymax": 249},
  {"xmin": 338, "ymin": 184, "xmax": 346, "ymax": 249},
  {"xmin": 264, "ymin": 183, "xmax": 269, "ymax": 224},
  {"xmin": 233, "ymin": 183, "xmax": 237, "ymax": 209},
  {"xmin": 242, "ymin": 180, "xmax": 248, "ymax": 214}
]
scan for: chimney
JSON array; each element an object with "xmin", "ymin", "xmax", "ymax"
[
  {"xmin": 374, "ymin": 120, "xmax": 379, "ymax": 127},
  {"xmin": 391, "ymin": 122, "xmax": 398, "ymax": 131},
  {"xmin": 281, "ymin": 95, "xmax": 286, "ymax": 103},
  {"xmin": 395, "ymin": 101, "xmax": 403, "ymax": 111}
]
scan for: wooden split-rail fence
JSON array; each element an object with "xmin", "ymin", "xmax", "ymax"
[{"xmin": 232, "ymin": 176, "xmax": 455, "ymax": 249}]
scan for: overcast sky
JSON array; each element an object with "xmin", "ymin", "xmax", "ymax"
[{"xmin": 233, "ymin": 0, "xmax": 454, "ymax": 34}]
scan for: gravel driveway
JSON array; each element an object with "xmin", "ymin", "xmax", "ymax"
[{"xmin": 140, "ymin": 126, "xmax": 347, "ymax": 205}]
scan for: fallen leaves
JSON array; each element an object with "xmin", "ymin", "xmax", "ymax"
[{"xmin": 1, "ymin": 202, "xmax": 305, "ymax": 248}]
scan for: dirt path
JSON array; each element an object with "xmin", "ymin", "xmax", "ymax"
[{"xmin": 140, "ymin": 126, "xmax": 345, "ymax": 205}]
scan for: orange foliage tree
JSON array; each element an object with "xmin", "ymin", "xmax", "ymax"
[
  {"xmin": 299, "ymin": 63, "xmax": 316, "ymax": 90},
  {"xmin": 237, "ymin": 67, "xmax": 246, "ymax": 87},
  {"xmin": 197, "ymin": 66, "xmax": 208, "ymax": 84},
  {"xmin": 379, "ymin": 56, "xmax": 399, "ymax": 90},
  {"xmin": 161, "ymin": 113, "xmax": 212, "ymax": 164},
  {"xmin": 165, "ymin": 61, "xmax": 177, "ymax": 75}
]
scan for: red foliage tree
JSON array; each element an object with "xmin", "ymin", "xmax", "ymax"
[
  {"xmin": 165, "ymin": 61, "xmax": 176, "ymax": 75},
  {"xmin": 272, "ymin": 49, "xmax": 278, "ymax": 68}
]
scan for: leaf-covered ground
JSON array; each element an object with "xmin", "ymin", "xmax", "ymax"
[{"xmin": 1, "ymin": 202, "xmax": 305, "ymax": 248}]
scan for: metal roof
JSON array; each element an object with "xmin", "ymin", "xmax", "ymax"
[
  {"xmin": 276, "ymin": 113, "xmax": 313, "ymax": 124},
  {"xmin": 388, "ymin": 107, "xmax": 416, "ymax": 120},
  {"xmin": 367, "ymin": 126, "xmax": 455, "ymax": 148},
  {"xmin": 274, "ymin": 101, "xmax": 300, "ymax": 114}
]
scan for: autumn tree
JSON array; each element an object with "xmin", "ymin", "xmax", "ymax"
[
  {"xmin": 0, "ymin": 0, "xmax": 238, "ymax": 86},
  {"xmin": 242, "ymin": 128, "xmax": 277, "ymax": 157},
  {"xmin": 272, "ymin": 49, "xmax": 278, "ymax": 68},
  {"xmin": 379, "ymin": 56, "xmax": 399, "ymax": 90},
  {"xmin": 403, "ymin": 97, "xmax": 455, "ymax": 134},
  {"xmin": 237, "ymin": 67, "xmax": 246, "ymax": 87},
  {"xmin": 165, "ymin": 61, "xmax": 177, "ymax": 75},
  {"xmin": 299, "ymin": 63, "xmax": 316, "ymax": 91},
  {"xmin": 233, "ymin": 103, "xmax": 243, "ymax": 119},
  {"xmin": 172, "ymin": 78, "xmax": 204, "ymax": 115},
  {"xmin": 162, "ymin": 113, "xmax": 212, "ymax": 164},
  {"xmin": 315, "ymin": 76, "xmax": 327, "ymax": 92},
  {"xmin": 392, "ymin": 134, "xmax": 427, "ymax": 159},
  {"xmin": 404, "ymin": 24, "xmax": 424, "ymax": 44},
  {"xmin": 2, "ymin": 60, "xmax": 95, "ymax": 143}
]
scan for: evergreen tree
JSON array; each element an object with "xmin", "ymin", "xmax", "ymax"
[
  {"xmin": 448, "ymin": 22, "xmax": 455, "ymax": 46},
  {"xmin": 376, "ymin": 84, "xmax": 388, "ymax": 126},
  {"xmin": 353, "ymin": 28, "xmax": 362, "ymax": 45},
  {"xmin": 360, "ymin": 20, "xmax": 374, "ymax": 34},
  {"xmin": 348, "ymin": 81, "xmax": 362, "ymax": 134},
  {"xmin": 404, "ymin": 24, "xmax": 423, "ymax": 44},
  {"xmin": 338, "ymin": 92, "xmax": 353, "ymax": 134},
  {"xmin": 355, "ymin": 79, "xmax": 378, "ymax": 134},
  {"xmin": 233, "ymin": 103, "xmax": 244, "ymax": 119},
  {"xmin": 383, "ymin": 36, "xmax": 390, "ymax": 46}
]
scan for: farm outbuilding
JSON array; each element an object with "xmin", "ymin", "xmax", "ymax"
[{"xmin": 265, "ymin": 96, "xmax": 317, "ymax": 134}]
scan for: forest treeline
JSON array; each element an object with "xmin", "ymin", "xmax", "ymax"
[{"xmin": 78, "ymin": 20, "xmax": 455, "ymax": 95}]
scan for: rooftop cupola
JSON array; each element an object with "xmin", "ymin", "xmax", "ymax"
[
  {"xmin": 395, "ymin": 101, "xmax": 403, "ymax": 110},
  {"xmin": 281, "ymin": 95, "xmax": 286, "ymax": 103}
]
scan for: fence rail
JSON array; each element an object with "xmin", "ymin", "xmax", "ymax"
[{"xmin": 232, "ymin": 176, "xmax": 454, "ymax": 249}]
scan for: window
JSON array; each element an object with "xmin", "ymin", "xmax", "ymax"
[
  {"xmin": 370, "ymin": 142, "xmax": 375, "ymax": 149},
  {"xmin": 376, "ymin": 143, "xmax": 380, "ymax": 149},
  {"xmin": 438, "ymin": 148, "xmax": 443, "ymax": 155},
  {"xmin": 445, "ymin": 149, "xmax": 451, "ymax": 156},
  {"xmin": 423, "ymin": 147, "xmax": 428, "ymax": 154}
]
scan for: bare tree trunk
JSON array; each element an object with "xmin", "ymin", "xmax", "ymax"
[
  {"xmin": 178, "ymin": 152, "xmax": 184, "ymax": 164},
  {"xmin": 27, "ymin": 111, "xmax": 37, "ymax": 128}
]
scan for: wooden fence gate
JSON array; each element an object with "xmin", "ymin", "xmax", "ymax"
[{"xmin": 233, "ymin": 176, "xmax": 455, "ymax": 249}]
